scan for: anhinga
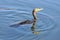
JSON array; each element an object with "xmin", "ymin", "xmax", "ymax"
[
  {"xmin": 10, "ymin": 8, "xmax": 43, "ymax": 27},
  {"xmin": 10, "ymin": 8, "xmax": 43, "ymax": 34}
]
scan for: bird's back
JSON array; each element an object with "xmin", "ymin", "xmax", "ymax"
[{"xmin": 10, "ymin": 20, "xmax": 33, "ymax": 27}]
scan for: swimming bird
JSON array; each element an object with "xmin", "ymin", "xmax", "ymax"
[{"xmin": 10, "ymin": 8, "xmax": 43, "ymax": 27}]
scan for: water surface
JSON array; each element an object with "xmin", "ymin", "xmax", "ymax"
[{"xmin": 0, "ymin": 0, "xmax": 60, "ymax": 40}]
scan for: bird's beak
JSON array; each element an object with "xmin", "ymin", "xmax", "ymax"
[{"xmin": 38, "ymin": 8, "xmax": 43, "ymax": 12}]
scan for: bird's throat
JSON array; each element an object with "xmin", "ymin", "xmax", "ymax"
[{"xmin": 32, "ymin": 12, "xmax": 37, "ymax": 22}]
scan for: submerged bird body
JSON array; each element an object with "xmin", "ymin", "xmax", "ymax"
[
  {"xmin": 10, "ymin": 20, "xmax": 33, "ymax": 27},
  {"xmin": 19, "ymin": 20, "xmax": 33, "ymax": 24},
  {"xmin": 10, "ymin": 8, "xmax": 43, "ymax": 27}
]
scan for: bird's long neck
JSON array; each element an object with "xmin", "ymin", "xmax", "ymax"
[{"xmin": 32, "ymin": 10, "xmax": 37, "ymax": 22}]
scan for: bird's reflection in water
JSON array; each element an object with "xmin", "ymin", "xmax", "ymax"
[
  {"xmin": 31, "ymin": 20, "xmax": 40, "ymax": 34},
  {"xmin": 10, "ymin": 8, "xmax": 43, "ymax": 34}
]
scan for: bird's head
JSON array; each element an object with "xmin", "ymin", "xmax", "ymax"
[{"xmin": 33, "ymin": 8, "xmax": 43, "ymax": 13}]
